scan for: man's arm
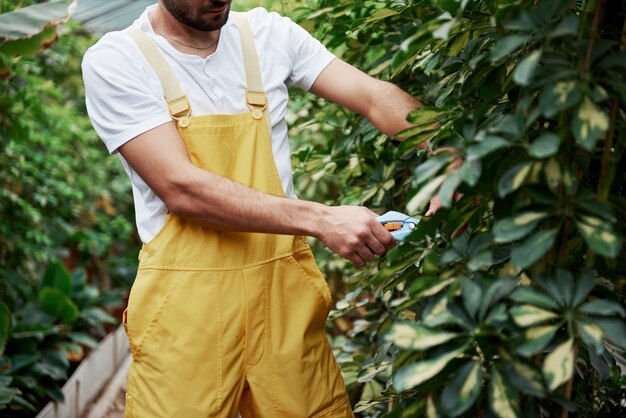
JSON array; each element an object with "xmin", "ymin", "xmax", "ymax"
[
  {"xmin": 118, "ymin": 122, "xmax": 395, "ymax": 266},
  {"xmin": 310, "ymin": 58, "xmax": 463, "ymax": 216},
  {"xmin": 309, "ymin": 58, "xmax": 422, "ymax": 138}
]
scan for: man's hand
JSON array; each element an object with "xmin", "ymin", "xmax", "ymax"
[
  {"xmin": 425, "ymin": 192, "xmax": 464, "ymax": 216},
  {"xmin": 315, "ymin": 206, "xmax": 396, "ymax": 267}
]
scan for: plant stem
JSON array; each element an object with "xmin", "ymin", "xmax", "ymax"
[
  {"xmin": 583, "ymin": 0, "xmax": 605, "ymax": 73},
  {"xmin": 596, "ymin": 14, "xmax": 626, "ymax": 202}
]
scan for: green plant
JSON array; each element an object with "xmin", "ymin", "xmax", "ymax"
[
  {"xmin": 0, "ymin": 262, "xmax": 118, "ymax": 415},
  {"xmin": 292, "ymin": 0, "xmax": 626, "ymax": 416},
  {"xmin": 0, "ymin": 2, "xmax": 138, "ymax": 414}
]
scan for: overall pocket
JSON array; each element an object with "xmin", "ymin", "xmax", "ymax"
[
  {"xmin": 289, "ymin": 249, "xmax": 333, "ymax": 312},
  {"xmin": 124, "ymin": 269, "xmax": 180, "ymax": 360}
]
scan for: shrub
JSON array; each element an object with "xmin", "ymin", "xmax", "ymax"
[{"xmin": 293, "ymin": 1, "xmax": 626, "ymax": 416}]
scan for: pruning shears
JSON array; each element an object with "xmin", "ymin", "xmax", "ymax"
[{"xmin": 377, "ymin": 211, "xmax": 419, "ymax": 242}]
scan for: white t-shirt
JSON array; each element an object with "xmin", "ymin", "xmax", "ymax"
[{"xmin": 82, "ymin": 6, "xmax": 335, "ymax": 243}]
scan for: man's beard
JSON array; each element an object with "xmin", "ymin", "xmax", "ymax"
[{"xmin": 161, "ymin": 0, "xmax": 231, "ymax": 32}]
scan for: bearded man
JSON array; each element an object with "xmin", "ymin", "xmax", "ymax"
[{"xmin": 82, "ymin": 1, "xmax": 423, "ymax": 416}]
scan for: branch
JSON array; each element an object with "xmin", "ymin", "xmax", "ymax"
[{"xmin": 583, "ymin": 0, "xmax": 606, "ymax": 72}]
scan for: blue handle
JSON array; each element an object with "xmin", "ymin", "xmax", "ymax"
[{"xmin": 376, "ymin": 211, "xmax": 419, "ymax": 242}]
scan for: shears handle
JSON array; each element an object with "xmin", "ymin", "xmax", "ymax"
[{"xmin": 376, "ymin": 211, "xmax": 419, "ymax": 242}]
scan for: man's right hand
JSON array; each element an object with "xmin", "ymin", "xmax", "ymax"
[{"xmin": 314, "ymin": 206, "xmax": 396, "ymax": 267}]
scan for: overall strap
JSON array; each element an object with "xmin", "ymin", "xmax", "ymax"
[
  {"xmin": 124, "ymin": 25, "xmax": 192, "ymax": 128},
  {"xmin": 231, "ymin": 12, "xmax": 272, "ymax": 136}
]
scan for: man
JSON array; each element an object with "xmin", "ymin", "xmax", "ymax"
[{"xmin": 82, "ymin": 1, "xmax": 423, "ymax": 416}]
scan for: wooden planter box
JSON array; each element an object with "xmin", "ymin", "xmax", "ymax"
[{"xmin": 36, "ymin": 325, "xmax": 129, "ymax": 418}]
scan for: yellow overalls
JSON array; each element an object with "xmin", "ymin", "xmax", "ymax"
[{"xmin": 122, "ymin": 13, "xmax": 354, "ymax": 418}]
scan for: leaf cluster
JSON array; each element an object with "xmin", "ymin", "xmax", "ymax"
[{"xmin": 293, "ymin": 0, "xmax": 626, "ymax": 416}]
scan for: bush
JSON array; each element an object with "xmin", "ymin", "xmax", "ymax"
[
  {"xmin": 293, "ymin": 1, "xmax": 626, "ymax": 416},
  {"xmin": 0, "ymin": 5, "xmax": 137, "ymax": 414}
]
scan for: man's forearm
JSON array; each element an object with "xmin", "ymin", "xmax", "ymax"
[
  {"xmin": 163, "ymin": 165, "xmax": 395, "ymax": 266},
  {"xmin": 365, "ymin": 80, "xmax": 422, "ymax": 140},
  {"xmin": 165, "ymin": 164, "xmax": 326, "ymax": 238}
]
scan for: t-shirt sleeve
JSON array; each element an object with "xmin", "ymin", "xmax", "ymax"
[
  {"xmin": 82, "ymin": 34, "xmax": 172, "ymax": 154},
  {"xmin": 285, "ymin": 18, "xmax": 335, "ymax": 90},
  {"xmin": 249, "ymin": 8, "xmax": 335, "ymax": 91}
]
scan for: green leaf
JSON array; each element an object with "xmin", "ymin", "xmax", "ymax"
[
  {"xmin": 423, "ymin": 296, "xmax": 465, "ymax": 328},
  {"xmin": 595, "ymin": 318, "xmax": 626, "ymax": 348},
  {"xmin": 529, "ymin": 133, "xmax": 560, "ymax": 159},
  {"xmin": 580, "ymin": 299, "xmax": 626, "ymax": 317},
  {"xmin": 576, "ymin": 216, "xmax": 621, "ymax": 258},
  {"xmin": 485, "ymin": 303, "xmax": 509, "ymax": 325},
  {"xmin": 497, "ymin": 162, "xmax": 532, "ymax": 198},
  {"xmin": 503, "ymin": 361, "xmax": 546, "ymax": 397},
  {"xmin": 468, "ymin": 251, "xmax": 493, "ymax": 271},
  {"xmin": 411, "ymin": 278, "xmax": 456, "ymax": 301},
  {"xmin": 407, "ymin": 175, "xmax": 446, "ymax": 214},
  {"xmin": 407, "ymin": 108, "xmax": 446, "ymax": 126},
  {"xmin": 573, "ymin": 270, "xmax": 597, "ymax": 306},
  {"xmin": 439, "ymin": 172, "xmax": 462, "ymax": 208},
  {"xmin": 493, "ymin": 212, "xmax": 549, "ymax": 243},
  {"xmin": 459, "ymin": 159, "xmax": 481, "ymax": 187},
  {"xmin": 598, "ymin": 50, "xmax": 626, "ymax": 69},
  {"xmin": 41, "ymin": 262, "xmax": 72, "ymax": 296},
  {"xmin": 393, "ymin": 343, "xmax": 468, "ymax": 391},
  {"xmin": 572, "ymin": 97, "xmax": 610, "ymax": 151},
  {"xmin": 513, "ymin": 50, "xmax": 542, "ymax": 86},
  {"xmin": 360, "ymin": 380, "xmax": 384, "ymax": 402},
  {"xmin": 38, "ymin": 287, "xmax": 79, "ymax": 323},
  {"xmin": 10, "ymin": 353, "xmax": 40, "ymax": 373},
  {"xmin": 385, "ymin": 322, "xmax": 459, "ymax": 351},
  {"xmin": 69, "ymin": 332, "xmax": 98, "ymax": 349},
  {"xmin": 516, "ymin": 325, "xmax": 559, "ymax": 356},
  {"xmin": 554, "ymin": 270, "xmax": 575, "ymax": 306},
  {"xmin": 491, "ymin": 35, "xmax": 529, "ymax": 62},
  {"xmin": 536, "ymin": 274, "xmax": 568, "ymax": 305},
  {"xmin": 588, "ymin": 346, "xmax": 612, "ymax": 379},
  {"xmin": 510, "ymin": 305, "xmax": 558, "ymax": 327},
  {"xmin": 413, "ymin": 155, "xmax": 452, "ymax": 184},
  {"xmin": 441, "ymin": 361, "xmax": 483, "ymax": 417},
  {"xmin": 366, "ymin": 8, "xmax": 399, "ymax": 24},
  {"xmin": 549, "ymin": 14, "xmax": 579, "ymax": 38},
  {"xmin": 489, "ymin": 368, "xmax": 519, "ymax": 418},
  {"xmin": 447, "ymin": 31, "xmax": 470, "ymax": 56},
  {"xmin": 0, "ymin": 301, "xmax": 10, "ymax": 356},
  {"xmin": 543, "ymin": 338, "xmax": 574, "ymax": 391},
  {"xmin": 461, "ymin": 279, "xmax": 482, "ymax": 320},
  {"xmin": 578, "ymin": 321, "xmax": 605, "ymax": 355},
  {"xmin": 0, "ymin": 386, "xmax": 21, "ymax": 407},
  {"xmin": 479, "ymin": 277, "xmax": 516, "ymax": 321},
  {"xmin": 510, "ymin": 287, "xmax": 558, "ymax": 310},
  {"xmin": 80, "ymin": 306, "xmax": 117, "ymax": 325},
  {"xmin": 540, "ymin": 81, "xmax": 583, "ymax": 118},
  {"xmin": 510, "ymin": 229, "xmax": 559, "ymax": 270},
  {"xmin": 467, "ymin": 136, "xmax": 510, "ymax": 161}
]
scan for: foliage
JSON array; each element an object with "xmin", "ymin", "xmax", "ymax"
[
  {"xmin": 0, "ymin": 22, "xmax": 136, "ymax": 292},
  {"xmin": 0, "ymin": 263, "xmax": 117, "ymax": 415},
  {"xmin": 292, "ymin": 0, "xmax": 626, "ymax": 416},
  {"xmin": 0, "ymin": 1, "xmax": 137, "ymax": 414}
]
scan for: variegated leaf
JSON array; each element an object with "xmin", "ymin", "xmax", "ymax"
[
  {"xmin": 543, "ymin": 338, "xmax": 574, "ymax": 391},
  {"xmin": 510, "ymin": 304, "xmax": 558, "ymax": 327},
  {"xmin": 490, "ymin": 368, "xmax": 519, "ymax": 418},
  {"xmin": 385, "ymin": 322, "xmax": 459, "ymax": 351},
  {"xmin": 394, "ymin": 344, "xmax": 468, "ymax": 391}
]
